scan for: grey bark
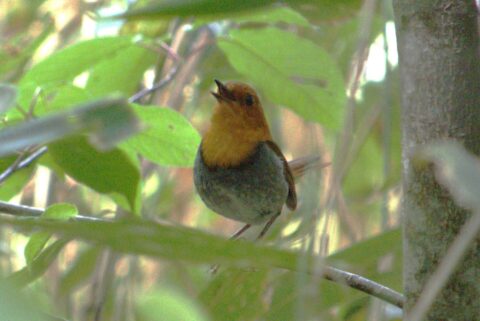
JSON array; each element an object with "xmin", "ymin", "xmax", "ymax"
[{"xmin": 393, "ymin": 0, "xmax": 480, "ymax": 319}]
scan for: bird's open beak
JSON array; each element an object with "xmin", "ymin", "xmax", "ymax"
[{"xmin": 211, "ymin": 79, "xmax": 235, "ymax": 102}]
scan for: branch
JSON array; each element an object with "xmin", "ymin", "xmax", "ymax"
[
  {"xmin": 0, "ymin": 200, "xmax": 404, "ymax": 308},
  {"xmin": 321, "ymin": 265, "xmax": 404, "ymax": 309},
  {"xmin": 0, "ymin": 200, "xmax": 105, "ymax": 222},
  {"xmin": 0, "ymin": 146, "xmax": 48, "ymax": 184}
]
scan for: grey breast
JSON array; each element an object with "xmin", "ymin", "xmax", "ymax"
[{"xmin": 193, "ymin": 141, "xmax": 289, "ymax": 225}]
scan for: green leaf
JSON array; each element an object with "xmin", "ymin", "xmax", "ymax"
[
  {"xmin": 0, "ymin": 97, "xmax": 140, "ymax": 157},
  {"xmin": 48, "ymin": 136, "xmax": 141, "ymax": 212},
  {"xmin": 0, "ymin": 84, "xmax": 17, "ymax": 114},
  {"xmin": 24, "ymin": 203, "xmax": 77, "ymax": 265},
  {"xmin": 218, "ymin": 27, "xmax": 346, "ymax": 128},
  {"xmin": 8, "ymin": 239, "xmax": 68, "ymax": 288},
  {"xmin": 20, "ymin": 36, "xmax": 136, "ymax": 87},
  {"xmin": 37, "ymin": 85, "xmax": 92, "ymax": 115},
  {"xmin": 415, "ymin": 141, "xmax": 480, "ymax": 211},
  {"xmin": 137, "ymin": 288, "xmax": 209, "ymax": 321},
  {"xmin": 121, "ymin": 105, "xmax": 201, "ymax": 167},
  {"xmin": 85, "ymin": 44, "xmax": 157, "ymax": 98}
]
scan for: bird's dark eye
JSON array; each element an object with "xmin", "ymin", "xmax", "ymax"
[{"xmin": 245, "ymin": 94, "xmax": 254, "ymax": 106}]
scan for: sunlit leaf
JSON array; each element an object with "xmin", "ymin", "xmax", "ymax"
[
  {"xmin": 85, "ymin": 44, "xmax": 157, "ymax": 98},
  {"xmin": 20, "ymin": 36, "xmax": 137, "ymax": 87},
  {"xmin": 121, "ymin": 105, "xmax": 201, "ymax": 167},
  {"xmin": 218, "ymin": 28, "xmax": 346, "ymax": 128}
]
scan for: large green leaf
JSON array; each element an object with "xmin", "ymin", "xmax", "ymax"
[
  {"xmin": 36, "ymin": 85, "xmax": 92, "ymax": 115},
  {"xmin": 20, "ymin": 36, "xmax": 137, "ymax": 87},
  {"xmin": 48, "ymin": 136, "xmax": 141, "ymax": 212},
  {"xmin": 85, "ymin": 44, "xmax": 157, "ymax": 98},
  {"xmin": 121, "ymin": 105, "xmax": 201, "ymax": 167},
  {"xmin": 218, "ymin": 28, "xmax": 346, "ymax": 128}
]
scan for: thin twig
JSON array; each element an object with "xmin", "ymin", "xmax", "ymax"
[
  {"xmin": 321, "ymin": 265, "xmax": 404, "ymax": 309},
  {"xmin": 128, "ymin": 65, "xmax": 179, "ymax": 103},
  {"xmin": 0, "ymin": 146, "xmax": 48, "ymax": 184},
  {"xmin": 0, "ymin": 200, "xmax": 105, "ymax": 222},
  {"xmin": 406, "ymin": 211, "xmax": 480, "ymax": 321}
]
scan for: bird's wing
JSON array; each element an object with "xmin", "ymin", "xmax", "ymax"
[{"xmin": 265, "ymin": 140, "xmax": 297, "ymax": 210}]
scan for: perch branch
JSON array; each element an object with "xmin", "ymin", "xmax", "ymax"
[
  {"xmin": 0, "ymin": 200, "xmax": 105, "ymax": 222},
  {"xmin": 0, "ymin": 200, "xmax": 404, "ymax": 308}
]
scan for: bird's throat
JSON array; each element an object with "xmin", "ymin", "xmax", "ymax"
[{"xmin": 201, "ymin": 109, "xmax": 271, "ymax": 168}]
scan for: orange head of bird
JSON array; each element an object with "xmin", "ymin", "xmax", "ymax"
[{"xmin": 202, "ymin": 80, "xmax": 272, "ymax": 167}]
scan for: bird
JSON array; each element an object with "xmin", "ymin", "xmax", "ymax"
[{"xmin": 194, "ymin": 79, "xmax": 323, "ymax": 240}]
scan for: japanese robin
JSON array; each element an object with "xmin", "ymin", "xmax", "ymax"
[{"xmin": 194, "ymin": 79, "xmax": 321, "ymax": 239}]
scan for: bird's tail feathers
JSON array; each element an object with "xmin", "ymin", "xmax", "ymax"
[{"xmin": 288, "ymin": 155, "xmax": 330, "ymax": 179}]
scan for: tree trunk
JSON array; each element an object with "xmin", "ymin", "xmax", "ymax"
[{"xmin": 393, "ymin": 0, "xmax": 480, "ymax": 319}]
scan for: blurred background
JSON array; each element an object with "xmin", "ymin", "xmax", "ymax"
[{"xmin": 0, "ymin": 0, "xmax": 402, "ymax": 320}]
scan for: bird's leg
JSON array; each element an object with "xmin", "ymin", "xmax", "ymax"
[
  {"xmin": 256, "ymin": 213, "xmax": 280, "ymax": 240},
  {"xmin": 230, "ymin": 223, "xmax": 251, "ymax": 240},
  {"xmin": 210, "ymin": 223, "xmax": 252, "ymax": 275}
]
